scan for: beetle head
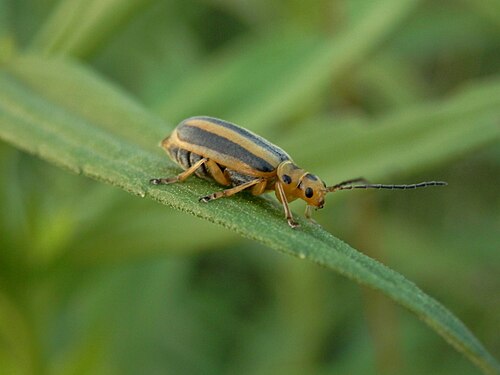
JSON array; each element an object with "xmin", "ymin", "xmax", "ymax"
[{"xmin": 277, "ymin": 161, "xmax": 327, "ymax": 208}]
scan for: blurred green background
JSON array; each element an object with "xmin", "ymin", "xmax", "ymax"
[{"xmin": 0, "ymin": 0, "xmax": 499, "ymax": 374}]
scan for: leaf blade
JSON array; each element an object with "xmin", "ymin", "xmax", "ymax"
[
  {"xmin": 29, "ymin": 0, "xmax": 154, "ymax": 58},
  {"xmin": 0, "ymin": 56, "xmax": 499, "ymax": 375},
  {"xmin": 153, "ymin": 0, "xmax": 422, "ymax": 131}
]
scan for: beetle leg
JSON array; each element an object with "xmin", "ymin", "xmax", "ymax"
[
  {"xmin": 205, "ymin": 159, "xmax": 231, "ymax": 186},
  {"xmin": 275, "ymin": 182, "xmax": 299, "ymax": 228},
  {"xmin": 150, "ymin": 158, "xmax": 208, "ymax": 185},
  {"xmin": 304, "ymin": 205, "xmax": 313, "ymax": 219},
  {"xmin": 304, "ymin": 205, "xmax": 319, "ymax": 225},
  {"xmin": 250, "ymin": 179, "xmax": 268, "ymax": 196},
  {"xmin": 199, "ymin": 178, "xmax": 265, "ymax": 202}
]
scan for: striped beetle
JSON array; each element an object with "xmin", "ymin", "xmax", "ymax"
[{"xmin": 150, "ymin": 116, "xmax": 447, "ymax": 228}]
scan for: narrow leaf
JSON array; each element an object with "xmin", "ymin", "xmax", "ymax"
[
  {"xmin": 29, "ymin": 0, "xmax": 154, "ymax": 58},
  {"xmin": 0, "ymin": 56, "xmax": 499, "ymax": 375},
  {"xmin": 154, "ymin": 0, "xmax": 421, "ymax": 131}
]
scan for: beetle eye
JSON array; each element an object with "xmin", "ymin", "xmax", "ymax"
[
  {"xmin": 305, "ymin": 187, "xmax": 314, "ymax": 198},
  {"xmin": 282, "ymin": 174, "xmax": 292, "ymax": 184}
]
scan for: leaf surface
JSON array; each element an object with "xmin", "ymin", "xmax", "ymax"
[{"xmin": 0, "ymin": 56, "xmax": 499, "ymax": 375}]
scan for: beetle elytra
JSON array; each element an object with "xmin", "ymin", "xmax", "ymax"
[{"xmin": 150, "ymin": 116, "xmax": 447, "ymax": 228}]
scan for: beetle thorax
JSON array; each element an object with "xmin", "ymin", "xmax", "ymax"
[{"xmin": 276, "ymin": 161, "xmax": 326, "ymax": 208}]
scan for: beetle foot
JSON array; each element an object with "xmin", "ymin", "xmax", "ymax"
[
  {"xmin": 287, "ymin": 219, "xmax": 300, "ymax": 229},
  {"xmin": 150, "ymin": 177, "xmax": 177, "ymax": 185},
  {"xmin": 199, "ymin": 195, "xmax": 214, "ymax": 203}
]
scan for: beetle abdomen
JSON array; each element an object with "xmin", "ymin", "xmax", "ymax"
[
  {"xmin": 225, "ymin": 169, "xmax": 257, "ymax": 186},
  {"xmin": 169, "ymin": 116, "xmax": 291, "ymax": 176},
  {"xmin": 170, "ymin": 146, "xmax": 256, "ymax": 187},
  {"xmin": 173, "ymin": 148, "xmax": 210, "ymax": 180}
]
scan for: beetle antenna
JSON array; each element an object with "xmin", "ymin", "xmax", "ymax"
[
  {"xmin": 327, "ymin": 181, "xmax": 447, "ymax": 192},
  {"xmin": 328, "ymin": 177, "xmax": 369, "ymax": 190}
]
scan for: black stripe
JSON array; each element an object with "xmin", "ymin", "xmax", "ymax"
[
  {"xmin": 178, "ymin": 125, "xmax": 276, "ymax": 172},
  {"xmin": 194, "ymin": 117, "xmax": 290, "ymax": 162}
]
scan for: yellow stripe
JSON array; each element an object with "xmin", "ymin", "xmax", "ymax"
[
  {"xmin": 165, "ymin": 128, "xmax": 275, "ymax": 177},
  {"xmin": 186, "ymin": 118, "xmax": 284, "ymax": 168}
]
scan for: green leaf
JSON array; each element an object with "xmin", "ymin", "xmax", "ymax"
[
  {"xmin": 0, "ymin": 0, "xmax": 15, "ymax": 64},
  {"xmin": 0, "ymin": 56, "xmax": 499, "ymax": 375},
  {"xmin": 153, "ymin": 0, "xmax": 422, "ymax": 131},
  {"xmin": 461, "ymin": 0, "xmax": 500, "ymax": 30},
  {"xmin": 29, "ymin": 0, "xmax": 154, "ymax": 58}
]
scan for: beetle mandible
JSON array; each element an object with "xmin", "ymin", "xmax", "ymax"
[{"xmin": 150, "ymin": 116, "xmax": 447, "ymax": 228}]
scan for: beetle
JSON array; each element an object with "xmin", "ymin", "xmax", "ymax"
[{"xmin": 150, "ymin": 116, "xmax": 447, "ymax": 228}]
